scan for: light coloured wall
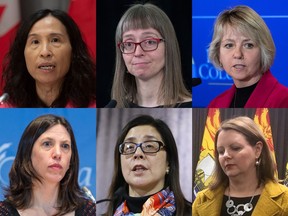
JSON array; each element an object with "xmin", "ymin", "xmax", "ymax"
[{"xmin": 96, "ymin": 109, "xmax": 192, "ymax": 214}]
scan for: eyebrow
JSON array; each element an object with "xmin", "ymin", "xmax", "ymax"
[
  {"xmin": 122, "ymin": 32, "xmax": 160, "ymax": 39},
  {"xmin": 40, "ymin": 136, "xmax": 71, "ymax": 143},
  {"xmin": 27, "ymin": 32, "xmax": 65, "ymax": 38},
  {"xmin": 124, "ymin": 135, "xmax": 158, "ymax": 142},
  {"xmin": 222, "ymin": 38, "xmax": 253, "ymax": 43}
]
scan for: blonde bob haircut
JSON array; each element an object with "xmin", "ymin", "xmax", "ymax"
[
  {"xmin": 111, "ymin": 3, "xmax": 191, "ymax": 108},
  {"xmin": 209, "ymin": 5, "xmax": 275, "ymax": 73},
  {"xmin": 210, "ymin": 116, "xmax": 277, "ymax": 190}
]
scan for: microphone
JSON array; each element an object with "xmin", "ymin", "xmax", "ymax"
[
  {"xmin": 96, "ymin": 187, "xmax": 124, "ymax": 205},
  {"xmin": 0, "ymin": 93, "xmax": 9, "ymax": 104},
  {"xmin": 82, "ymin": 186, "xmax": 96, "ymax": 203},
  {"xmin": 192, "ymin": 78, "xmax": 202, "ymax": 87},
  {"xmin": 104, "ymin": 99, "xmax": 117, "ymax": 108}
]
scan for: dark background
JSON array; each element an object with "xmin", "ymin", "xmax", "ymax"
[{"xmin": 96, "ymin": 0, "xmax": 192, "ymax": 107}]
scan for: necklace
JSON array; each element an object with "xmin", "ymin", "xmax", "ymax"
[{"xmin": 225, "ymin": 189, "xmax": 255, "ymax": 216}]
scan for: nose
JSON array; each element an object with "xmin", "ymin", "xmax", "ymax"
[
  {"xmin": 52, "ymin": 145, "xmax": 61, "ymax": 160},
  {"xmin": 133, "ymin": 145, "xmax": 144, "ymax": 159},
  {"xmin": 223, "ymin": 150, "xmax": 231, "ymax": 159},
  {"xmin": 233, "ymin": 45, "xmax": 243, "ymax": 59},
  {"xmin": 40, "ymin": 43, "xmax": 52, "ymax": 58},
  {"xmin": 134, "ymin": 43, "xmax": 145, "ymax": 56}
]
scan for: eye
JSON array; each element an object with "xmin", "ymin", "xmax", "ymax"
[
  {"xmin": 42, "ymin": 141, "xmax": 52, "ymax": 148},
  {"xmin": 244, "ymin": 43, "xmax": 254, "ymax": 49},
  {"xmin": 51, "ymin": 37, "xmax": 60, "ymax": 43},
  {"xmin": 217, "ymin": 149, "xmax": 224, "ymax": 155},
  {"xmin": 145, "ymin": 39, "xmax": 157, "ymax": 45},
  {"xmin": 231, "ymin": 146, "xmax": 242, "ymax": 151},
  {"xmin": 223, "ymin": 43, "xmax": 233, "ymax": 49},
  {"xmin": 61, "ymin": 143, "xmax": 70, "ymax": 149},
  {"xmin": 31, "ymin": 39, "xmax": 39, "ymax": 45}
]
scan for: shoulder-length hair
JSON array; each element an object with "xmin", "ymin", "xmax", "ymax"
[
  {"xmin": 106, "ymin": 115, "xmax": 188, "ymax": 215},
  {"xmin": 111, "ymin": 3, "xmax": 191, "ymax": 108},
  {"xmin": 210, "ymin": 116, "xmax": 276, "ymax": 190},
  {"xmin": 1, "ymin": 9, "xmax": 96, "ymax": 107},
  {"xmin": 5, "ymin": 114, "xmax": 84, "ymax": 216},
  {"xmin": 209, "ymin": 5, "xmax": 275, "ymax": 73}
]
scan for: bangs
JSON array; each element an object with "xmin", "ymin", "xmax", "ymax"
[
  {"xmin": 221, "ymin": 23, "xmax": 259, "ymax": 45},
  {"xmin": 121, "ymin": 7, "xmax": 159, "ymax": 35}
]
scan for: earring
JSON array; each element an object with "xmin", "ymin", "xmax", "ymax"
[
  {"xmin": 256, "ymin": 158, "xmax": 261, "ymax": 166},
  {"xmin": 219, "ymin": 62, "xmax": 223, "ymax": 67},
  {"xmin": 166, "ymin": 167, "xmax": 170, "ymax": 175}
]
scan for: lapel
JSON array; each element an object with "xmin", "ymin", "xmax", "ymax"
[
  {"xmin": 252, "ymin": 181, "xmax": 285, "ymax": 216},
  {"xmin": 197, "ymin": 186, "xmax": 225, "ymax": 216},
  {"xmin": 245, "ymin": 70, "xmax": 277, "ymax": 108}
]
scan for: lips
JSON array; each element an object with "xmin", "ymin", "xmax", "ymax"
[
  {"xmin": 225, "ymin": 164, "xmax": 235, "ymax": 169},
  {"xmin": 38, "ymin": 62, "xmax": 56, "ymax": 70},
  {"xmin": 233, "ymin": 64, "xmax": 245, "ymax": 69},
  {"xmin": 132, "ymin": 62, "xmax": 149, "ymax": 65},
  {"xmin": 132, "ymin": 164, "xmax": 148, "ymax": 172},
  {"xmin": 49, "ymin": 163, "xmax": 63, "ymax": 169}
]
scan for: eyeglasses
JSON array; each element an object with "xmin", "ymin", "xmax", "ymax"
[
  {"xmin": 119, "ymin": 140, "xmax": 165, "ymax": 155},
  {"xmin": 118, "ymin": 38, "xmax": 165, "ymax": 54}
]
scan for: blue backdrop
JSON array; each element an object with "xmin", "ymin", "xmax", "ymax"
[
  {"xmin": 0, "ymin": 108, "xmax": 96, "ymax": 200},
  {"xmin": 192, "ymin": 0, "xmax": 288, "ymax": 107}
]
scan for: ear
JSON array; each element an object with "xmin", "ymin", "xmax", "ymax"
[{"xmin": 255, "ymin": 141, "xmax": 263, "ymax": 158}]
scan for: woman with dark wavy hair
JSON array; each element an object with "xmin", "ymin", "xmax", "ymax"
[
  {"xmin": 0, "ymin": 9, "xmax": 96, "ymax": 107},
  {"xmin": 106, "ymin": 115, "xmax": 191, "ymax": 215},
  {"xmin": 0, "ymin": 114, "xmax": 96, "ymax": 216}
]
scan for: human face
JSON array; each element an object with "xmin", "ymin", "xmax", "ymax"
[
  {"xmin": 219, "ymin": 25, "xmax": 262, "ymax": 87},
  {"xmin": 216, "ymin": 129, "xmax": 262, "ymax": 180},
  {"xmin": 121, "ymin": 28, "xmax": 165, "ymax": 82},
  {"xmin": 31, "ymin": 124, "xmax": 72, "ymax": 184},
  {"xmin": 120, "ymin": 125, "xmax": 168, "ymax": 197},
  {"xmin": 24, "ymin": 16, "xmax": 72, "ymax": 87}
]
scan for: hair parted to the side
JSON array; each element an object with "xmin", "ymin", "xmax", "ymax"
[
  {"xmin": 210, "ymin": 116, "xmax": 276, "ymax": 191},
  {"xmin": 4, "ymin": 114, "xmax": 85, "ymax": 216},
  {"xmin": 1, "ymin": 9, "xmax": 96, "ymax": 107},
  {"xmin": 106, "ymin": 115, "xmax": 189, "ymax": 215},
  {"xmin": 111, "ymin": 3, "xmax": 191, "ymax": 107},
  {"xmin": 209, "ymin": 5, "xmax": 275, "ymax": 73}
]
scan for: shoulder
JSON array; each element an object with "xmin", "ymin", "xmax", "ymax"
[
  {"xmin": 193, "ymin": 186, "xmax": 225, "ymax": 204},
  {"xmin": 208, "ymin": 86, "xmax": 235, "ymax": 108},
  {"xmin": 65, "ymin": 99, "xmax": 96, "ymax": 108},
  {"xmin": 0, "ymin": 200, "xmax": 18, "ymax": 215},
  {"xmin": 264, "ymin": 180, "xmax": 288, "ymax": 195},
  {"xmin": 176, "ymin": 101, "xmax": 192, "ymax": 108},
  {"xmin": 0, "ymin": 102, "xmax": 14, "ymax": 108},
  {"xmin": 75, "ymin": 198, "xmax": 95, "ymax": 216}
]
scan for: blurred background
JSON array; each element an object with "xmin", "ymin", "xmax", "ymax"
[{"xmin": 192, "ymin": 0, "xmax": 288, "ymax": 107}]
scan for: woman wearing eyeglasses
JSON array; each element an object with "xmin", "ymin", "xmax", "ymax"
[
  {"xmin": 108, "ymin": 3, "xmax": 191, "ymax": 108},
  {"xmin": 105, "ymin": 115, "xmax": 191, "ymax": 215}
]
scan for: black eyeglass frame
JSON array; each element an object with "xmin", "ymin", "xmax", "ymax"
[
  {"xmin": 119, "ymin": 140, "xmax": 165, "ymax": 155},
  {"xmin": 117, "ymin": 38, "xmax": 165, "ymax": 54}
]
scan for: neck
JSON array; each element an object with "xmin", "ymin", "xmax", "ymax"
[
  {"xmin": 129, "ymin": 184, "xmax": 164, "ymax": 197},
  {"xmin": 234, "ymin": 73, "xmax": 262, "ymax": 88},
  {"xmin": 135, "ymin": 76, "xmax": 163, "ymax": 107},
  {"xmin": 36, "ymin": 82, "xmax": 62, "ymax": 106},
  {"xmin": 227, "ymin": 177, "xmax": 261, "ymax": 197},
  {"xmin": 27, "ymin": 181, "xmax": 60, "ymax": 215}
]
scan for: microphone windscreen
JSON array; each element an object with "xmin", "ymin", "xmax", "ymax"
[
  {"xmin": 0, "ymin": 93, "xmax": 9, "ymax": 104},
  {"xmin": 105, "ymin": 100, "xmax": 117, "ymax": 108},
  {"xmin": 192, "ymin": 78, "xmax": 202, "ymax": 87}
]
